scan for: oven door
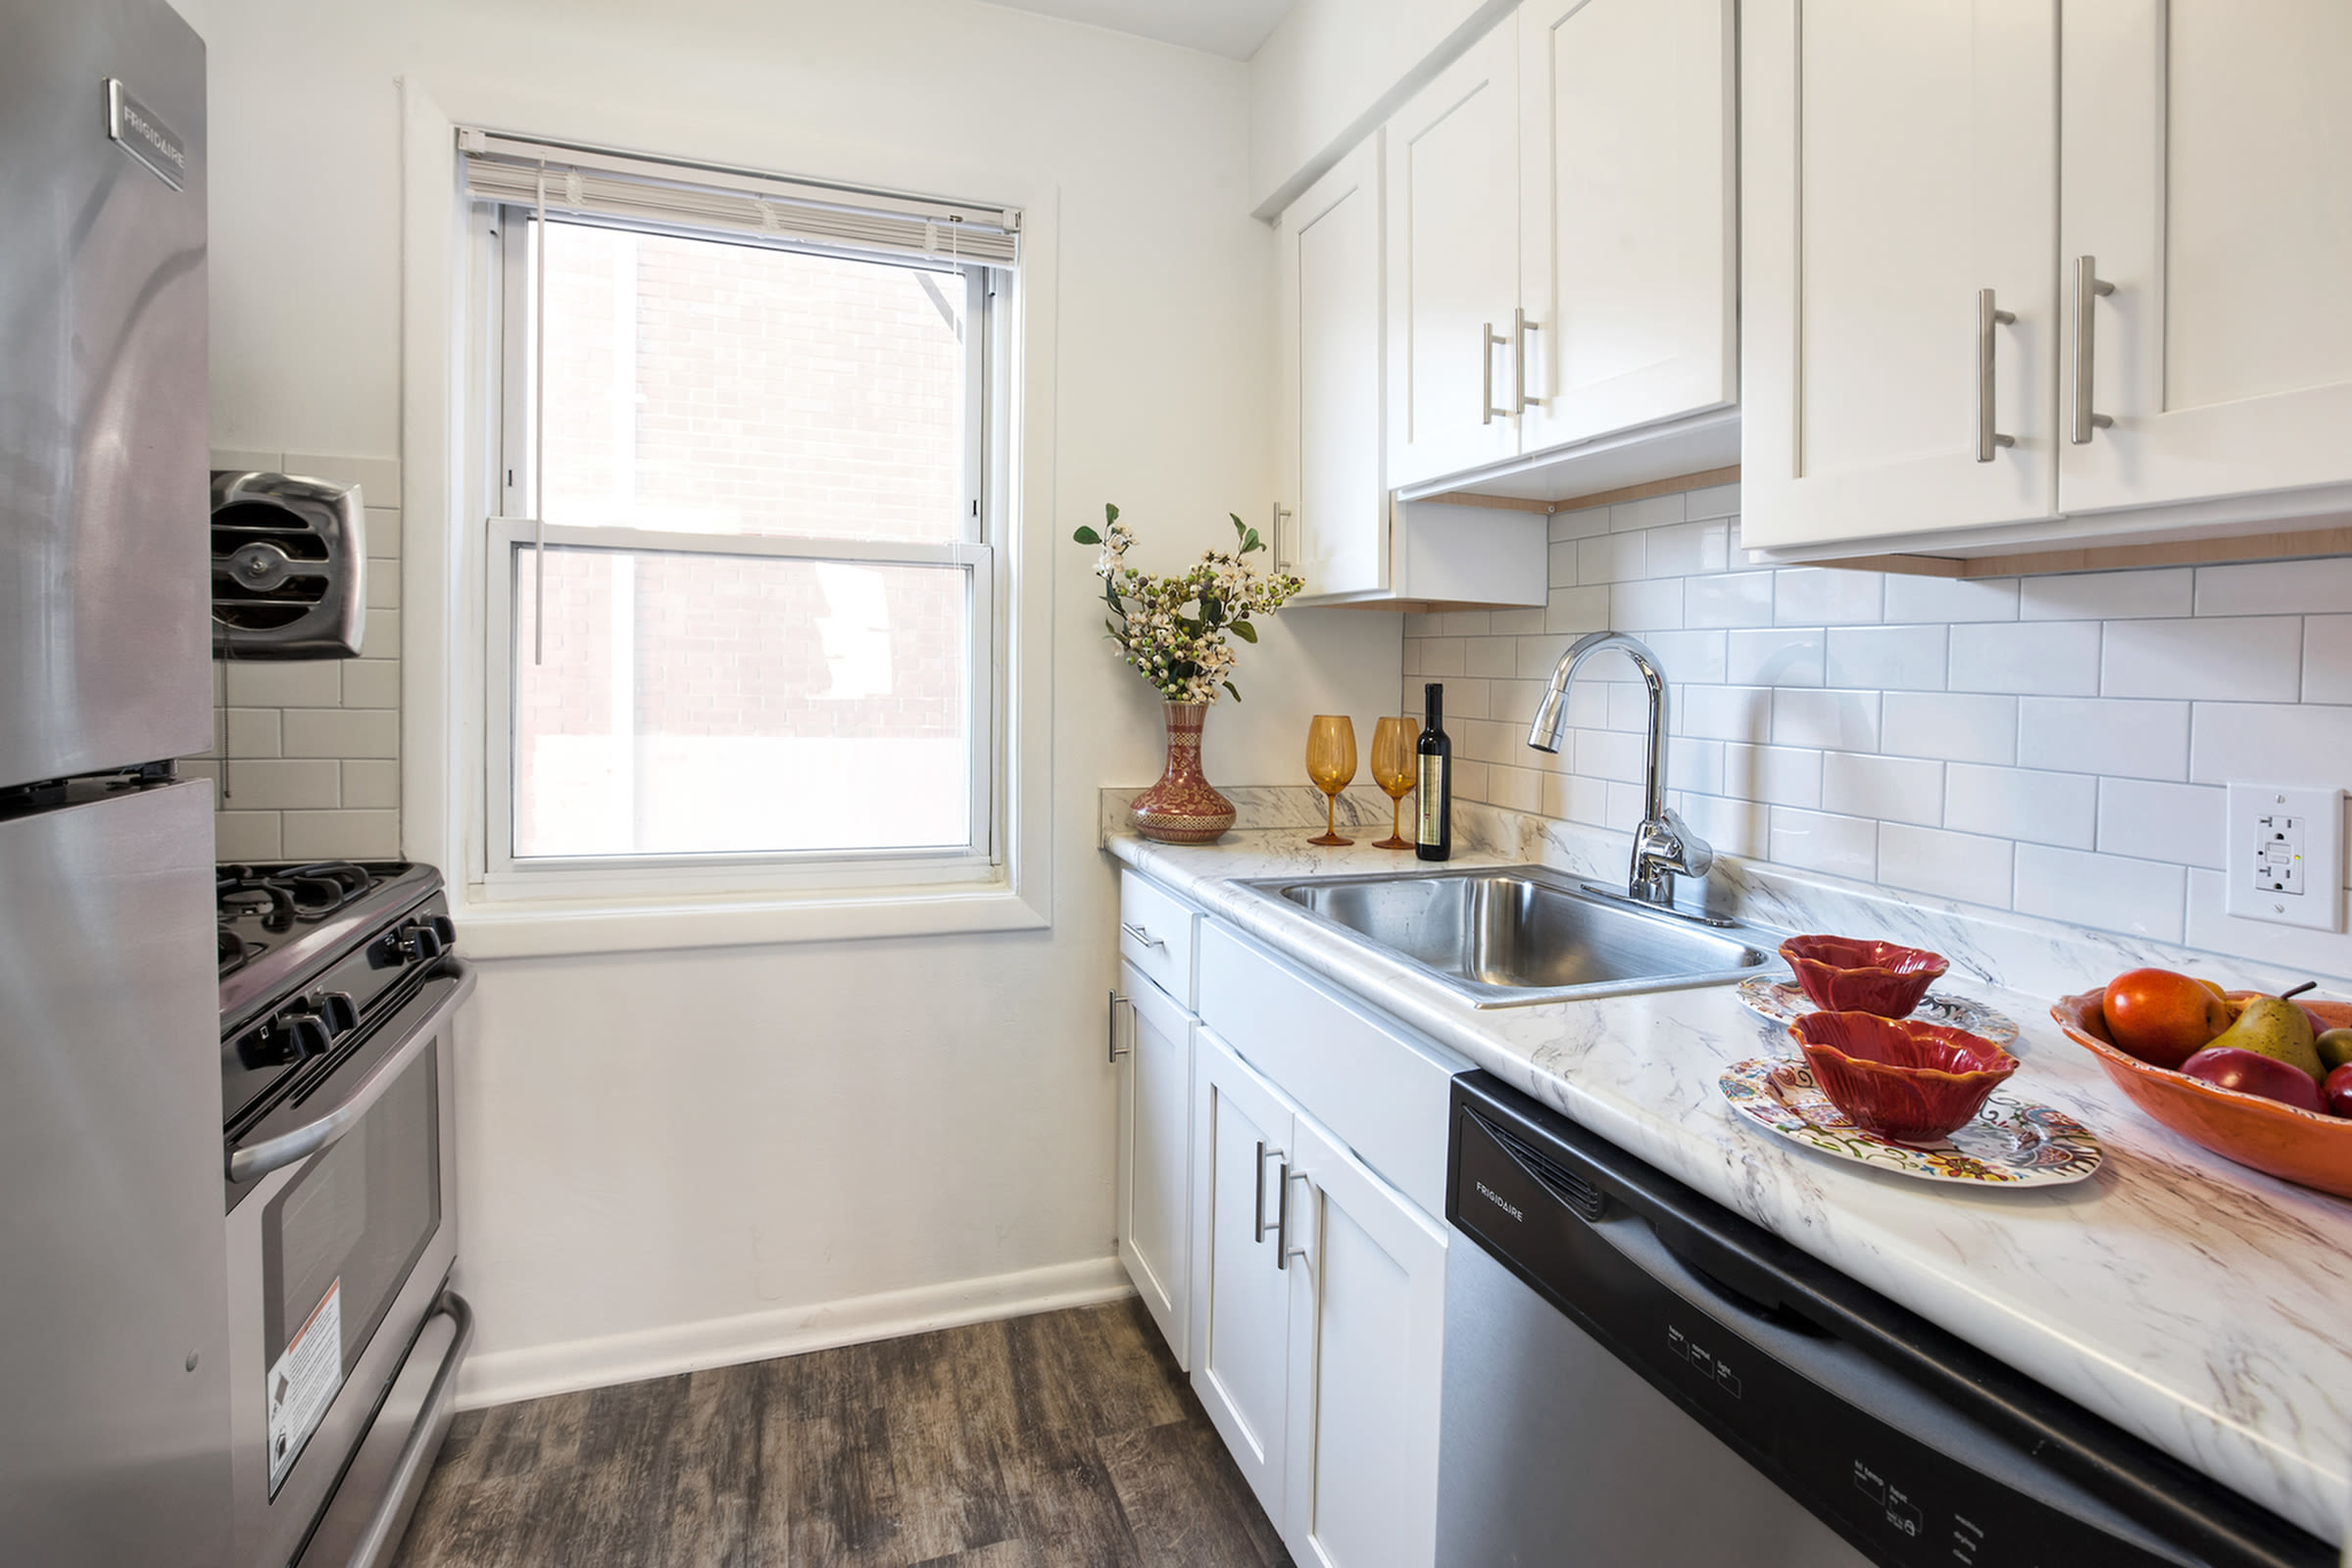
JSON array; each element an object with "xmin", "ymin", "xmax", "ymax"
[{"xmin": 227, "ymin": 958, "xmax": 473, "ymax": 1568}]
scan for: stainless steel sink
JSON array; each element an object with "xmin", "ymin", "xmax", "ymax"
[{"xmin": 1242, "ymin": 864, "xmax": 1775, "ymax": 1008}]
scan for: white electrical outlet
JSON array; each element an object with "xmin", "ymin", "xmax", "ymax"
[{"xmin": 2226, "ymin": 783, "xmax": 2345, "ymax": 931}]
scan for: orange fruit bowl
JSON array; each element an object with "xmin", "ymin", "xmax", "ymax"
[{"xmin": 2050, "ymin": 992, "xmax": 2352, "ymax": 1199}]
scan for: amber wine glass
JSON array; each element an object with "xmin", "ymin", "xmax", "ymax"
[
  {"xmin": 1370, "ymin": 715, "xmax": 1419, "ymax": 850},
  {"xmin": 1305, "ymin": 714, "xmax": 1357, "ymax": 847}
]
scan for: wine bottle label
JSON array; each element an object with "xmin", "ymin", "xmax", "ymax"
[{"xmin": 1418, "ymin": 756, "xmax": 1444, "ymax": 842}]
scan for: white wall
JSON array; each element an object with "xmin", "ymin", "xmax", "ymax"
[
  {"xmin": 196, "ymin": 0, "xmax": 1400, "ymax": 1399},
  {"xmin": 1246, "ymin": 0, "xmax": 1513, "ymax": 216}
]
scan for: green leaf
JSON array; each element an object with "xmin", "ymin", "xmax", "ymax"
[
  {"xmin": 1104, "ymin": 619, "xmax": 1122, "ymax": 641},
  {"xmin": 1230, "ymin": 513, "xmax": 1247, "ymax": 541},
  {"xmin": 1102, "ymin": 576, "xmax": 1122, "ymax": 610},
  {"xmin": 1104, "ymin": 502, "xmax": 1120, "ymax": 524},
  {"xmin": 1243, "ymin": 528, "xmax": 1262, "ymax": 554},
  {"xmin": 1201, "ymin": 597, "xmax": 1224, "ymax": 626},
  {"xmin": 1073, "ymin": 524, "xmax": 1101, "ymax": 545},
  {"xmin": 1223, "ymin": 681, "xmax": 1242, "ymax": 703},
  {"xmin": 1231, "ymin": 619, "xmax": 1258, "ymax": 644}
]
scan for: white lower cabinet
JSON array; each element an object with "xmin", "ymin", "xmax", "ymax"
[
  {"xmin": 1279, "ymin": 1109, "xmax": 1447, "ymax": 1568},
  {"xmin": 1189, "ymin": 1024, "xmax": 1448, "ymax": 1567},
  {"xmin": 1114, "ymin": 959, "xmax": 1194, "ymax": 1367}
]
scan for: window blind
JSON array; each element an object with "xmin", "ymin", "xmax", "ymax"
[{"xmin": 458, "ymin": 128, "xmax": 1019, "ymax": 268}]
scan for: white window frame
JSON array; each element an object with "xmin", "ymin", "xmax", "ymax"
[{"xmin": 469, "ymin": 202, "xmax": 1012, "ymax": 904}]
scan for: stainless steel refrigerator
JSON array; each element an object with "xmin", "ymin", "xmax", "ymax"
[{"xmin": 1, "ymin": 2, "xmax": 229, "ymax": 1565}]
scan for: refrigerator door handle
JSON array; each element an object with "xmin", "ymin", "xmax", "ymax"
[{"xmin": 227, "ymin": 959, "xmax": 476, "ymax": 1184}]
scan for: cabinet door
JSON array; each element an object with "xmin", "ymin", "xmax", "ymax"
[
  {"xmin": 1115, "ymin": 962, "xmax": 1193, "ymax": 1367},
  {"xmin": 1385, "ymin": 20, "xmax": 1521, "ymax": 490},
  {"xmin": 1280, "ymin": 1111, "xmax": 1448, "ymax": 1568},
  {"xmin": 2060, "ymin": 1, "xmax": 2352, "ymax": 514},
  {"xmin": 1740, "ymin": 0, "xmax": 2059, "ymax": 550},
  {"xmin": 1517, "ymin": 0, "xmax": 1736, "ymax": 455},
  {"xmin": 1279, "ymin": 136, "xmax": 1389, "ymax": 601},
  {"xmin": 1190, "ymin": 1027, "xmax": 1299, "ymax": 1521}
]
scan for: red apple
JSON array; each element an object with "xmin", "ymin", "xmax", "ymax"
[
  {"xmin": 2327, "ymin": 1062, "xmax": 2352, "ymax": 1119},
  {"xmin": 2180, "ymin": 1047, "xmax": 2328, "ymax": 1113},
  {"xmin": 2103, "ymin": 969, "xmax": 2233, "ymax": 1069}
]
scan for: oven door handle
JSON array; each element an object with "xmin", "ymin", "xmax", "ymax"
[{"xmin": 227, "ymin": 958, "xmax": 476, "ymax": 1185}]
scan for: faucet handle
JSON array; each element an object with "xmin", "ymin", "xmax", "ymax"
[{"xmin": 1659, "ymin": 808, "xmax": 1713, "ymax": 879}]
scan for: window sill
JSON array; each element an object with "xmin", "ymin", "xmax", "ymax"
[{"xmin": 449, "ymin": 879, "xmax": 1048, "ymax": 959}]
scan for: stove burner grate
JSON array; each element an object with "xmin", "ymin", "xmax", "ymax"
[
  {"xmin": 218, "ymin": 860, "xmax": 381, "ymax": 932},
  {"xmin": 218, "ymin": 925, "xmax": 263, "ymax": 978}
]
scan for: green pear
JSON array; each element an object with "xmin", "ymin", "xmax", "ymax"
[
  {"xmin": 2208, "ymin": 997, "xmax": 2325, "ymax": 1080},
  {"xmin": 2318, "ymin": 1027, "xmax": 2352, "ymax": 1072}
]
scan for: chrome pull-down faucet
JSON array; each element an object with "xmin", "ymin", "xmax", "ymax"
[{"xmin": 1527, "ymin": 630, "xmax": 1714, "ymax": 910}]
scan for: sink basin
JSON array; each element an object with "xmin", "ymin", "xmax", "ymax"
[{"xmin": 1242, "ymin": 864, "xmax": 1774, "ymax": 1008}]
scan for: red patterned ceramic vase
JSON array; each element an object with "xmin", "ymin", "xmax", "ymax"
[{"xmin": 1131, "ymin": 701, "xmax": 1236, "ymax": 844}]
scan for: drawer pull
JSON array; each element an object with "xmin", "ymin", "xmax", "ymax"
[
  {"xmin": 1120, "ymin": 920, "xmax": 1166, "ymax": 950},
  {"xmin": 1106, "ymin": 990, "xmax": 1133, "ymax": 1063}
]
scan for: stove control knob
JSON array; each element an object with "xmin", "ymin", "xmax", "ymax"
[
  {"xmin": 314, "ymin": 991, "xmax": 360, "ymax": 1037},
  {"xmin": 396, "ymin": 921, "xmax": 447, "ymax": 961},
  {"xmin": 284, "ymin": 1013, "xmax": 333, "ymax": 1060},
  {"xmin": 428, "ymin": 914, "xmax": 458, "ymax": 950}
]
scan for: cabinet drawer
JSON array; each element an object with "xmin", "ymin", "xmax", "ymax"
[
  {"xmin": 1119, "ymin": 870, "xmax": 1200, "ymax": 1007},
  {"xmin": 1198, "ymin": 922, "xmax": 1460, "ymax": 1219}
]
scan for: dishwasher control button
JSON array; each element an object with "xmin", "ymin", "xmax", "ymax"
[
  {"xmin": 1713, "ymin": 1360, "xmax": 1740, "ymax": 1398},
  {"xmin": 1851, "ymin": 1461, "xmax": 1886, "ymax": 1505},
  {"xmin": 1884, "ymin": 1487, "xmax": 1922, "ymax": 1539}
]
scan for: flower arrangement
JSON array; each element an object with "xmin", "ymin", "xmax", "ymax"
[{"xmin": 1074, "ymin": 504, "xmax": 1303, "ymax": 705}]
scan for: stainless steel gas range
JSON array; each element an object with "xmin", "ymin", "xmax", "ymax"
[{"xmin": 218, "ymin": 860, "xmax": 474, "ymax": 1568}]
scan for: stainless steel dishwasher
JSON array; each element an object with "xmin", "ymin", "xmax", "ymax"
[{"xmin": 1437, "ymin": 1072, "xmax": 2336, "ymax": 1567}]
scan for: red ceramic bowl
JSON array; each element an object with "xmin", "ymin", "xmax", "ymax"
[
  {"xmin": 2052, "ymin": 992, "xmax": 2352, "ymax": 1199},
  {"xmin": 1790, "ymin": 1011, "xmax": 2020, "ymax": 1142},
  {"xmin": 1779, "ymin": 935, "xmax": 1950, "ymax": 1017}
]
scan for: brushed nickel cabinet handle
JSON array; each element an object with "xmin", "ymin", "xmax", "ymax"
[
  {"xmin": 1977, "ymin": 288, "xmax": 2018, "ymax": 463},
  {"xmin": 1254, "ymin": 1141, "xmax": 1286, "ymax": 1244},
  {"xmin": 1105, "ymin": 990, "xmax": 1131, "ymax": 1063},
  {"xmin": 1513, "ymin": 307, "xmax": 1544, "ymax": 414},
  {"xmin": 2072, "ymin": 256, "xmax": 2116, "ymax": 445},
  {"xmin": 1119, "ymin": 920, "xmax": 1164, "ymax": 950},
  {"xmin": 1271, "ymin": 501, "xmax": 1294, "ymax": 569},
  {"xmin": 1482, "ymin": 321, "xmax": 1511, "ymax": 425}
]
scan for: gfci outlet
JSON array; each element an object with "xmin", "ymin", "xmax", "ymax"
[{"xmin": 2226, "ymin": 783, "xmax": 2345, "ymax": 932}]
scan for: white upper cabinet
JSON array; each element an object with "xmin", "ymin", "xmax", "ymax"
[
  {"xmin": 1278, "ymin": 136, "xmax": 1390, "ymax": 601},
  {"xmin": 1385, "ymin": 22, "xmax": 1522, "ymax": 490},
  {"xmin": 1516, "ymin": 0, "xmax": 1737, "ymax": 455},
  {"xmin": 2059, "ymin": 0, "xmax": 2352, "ymax": 515},
  {"xmin": 1740, "ymin": 0, "xmax": 2061, "ymax": 551}
]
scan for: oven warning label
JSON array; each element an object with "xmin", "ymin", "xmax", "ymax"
[{"xmin": 267, "ymin": 1278, "xmax": 343, "ymax": 1494}]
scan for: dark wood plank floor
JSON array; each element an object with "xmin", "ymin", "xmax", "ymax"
[{"xmin": 395, "ymin": 1298, "xmax": 1294, "ymax": 1568}]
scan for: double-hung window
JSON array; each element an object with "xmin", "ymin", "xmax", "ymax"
[{"xmin": 464, "ymin": 133, "xmax": 1016, "ymax": 895}]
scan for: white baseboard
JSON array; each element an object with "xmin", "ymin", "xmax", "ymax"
[{"xmin": 454, "ymin": 1255, "xmax": 1135, "ymax": 1411}]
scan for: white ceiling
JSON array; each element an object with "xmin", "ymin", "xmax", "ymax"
[{"xmin": 975, "ymin": 0, "xmax": 1296, "ymax": 60}]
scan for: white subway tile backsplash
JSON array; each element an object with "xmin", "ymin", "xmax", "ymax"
[
  {"xmin": 214, "ymin": 810, "xmax": 284, "ymax": 860},
  {"xmin": 1822, "ymin": 753, "xmax": 1941, "ymax": 826},
  {"xmin": 1548, "ymin": 504, "xmax": 1612, "ymax": 541},
  {"xmin": 282, "ymin": 809, "xmax": 401, "ymax": 859},
  {"xmin": 1579, "ymin": 531, "xmax": 1645, "ymax": 584},
  {"xmin": 1947, "ymin": 620, "xmax": 2102, "ymax": 696},
  {"xmin": 340, "ymin": 660, "xmax": 401, "ymax": 710},
  {"xmin": 1723, "ymin": 743, "xmax": 1822, "ymax": 808},
  {"xmin": 1878, "ymin": 824, "xmax": 2014, "ymax": 907},
  {"xmin": 1944, "ymin": 762, "xmax": 2097, "ymax": 848},
  {"xmin": 1726, "ymin": 626, "xmax": 1825, "ymax": 686},
  {"xmin": 2185, "ymin": 868, "xmax": 2352, "ymax": 978},
  {"xmin": 1826, "ymin": 624, "xmax": 1946, "ymax": 691},
  {"xmin": 1609, "ymin": 493, "xmax": 1687, "ymax": 532},
  {"xmin": 2018, "ymin": 568, "xmax": 2192, "ymax": 622},
  {"xmin": 359, "ymin": 609, "xmax": 401, "ymax": 661},
  {"xmin": 1685, "ymin": 571, "xmax": 1775, "ymax": 628},
  {"xmin": 1435, "ymin": 476, "xmax": 2352, "ymax": 955},
  {"xmin": 367, "ymin": 559, "xmax": 400, "ymax": 610},
  {"xmin": 2097, "ymin": 778, "xmax": 2225, "ymax": 869},
  {"xmin": 1881, "ymin": 692, "xmax": 2017, "ymax": 764},
  {"xmin": 341, "ymin": 760, "xmax": 400, "ymax": 810},
  {"xmin": 2102, "ymin": 616, "xmax": 2303, "ymax": 702},
  {"xmin": 222, "ymin": 708, "xmax": 281, "ymax": 758},
  {"xmin": 1883, "ymin": 573, "xmax": 2019, "ymax": 623},
  {"xmin": 213, "ymin": 759, "xmax": 341, "ymax": 810},
  {"xmin": 2189, "ymin": 702, "xmax": 2352, "ymax": 787},
  {"xmin": 1771, "ymin": 688, "xmax": 1881, "ymax": 752},
  {"xmin": 2193, "ymin": 557, "xmax": 2352, "ymax": 616},
  {"xmin": 283, "ymin": 708, "xmax": 399, "ymax": 760},
  {"xmin": 2015, "ymin": 698, "xmax": 2189, "ymax": 781},
  {"xmin": 2305, "ymin": 614, "xmax": 2352, "ymax": 703},
  {"xmin": 361, "ymin": 505, "xmax": 401, "ymax": 556},
  {"xmin": 1679, "ymin": 684, "xmax": 1773, "ymax": 743},
  {"xmin": 1768, "ymin": 808, "xmax": 1878, "ymax": 879},
  {"xmin": 1440, "ymin": 611, "xmax": 1491, "ymax": 636},
  {"xmin": 223, "ymin": 661, "xmax": 340, "ymax": 708},
  {"xmin": 1774, "ymin": 567, "xmax": 1883, "ymax": 626},
  {"xmin": 2015, "ymin": 846, "xmax": 2185, "ymax": 943},
  {"xmin": 1610, "ymin": 578, "xmax": 1684, "ymax": 631},
  {"xmin": 284, "ymin": 452, "xmax": 401, "ymax": 507}
]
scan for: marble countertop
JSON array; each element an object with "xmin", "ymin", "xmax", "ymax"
[{"xmin": 1104, "ymin": 815, "xmax": 2352, "ymax": 1545}]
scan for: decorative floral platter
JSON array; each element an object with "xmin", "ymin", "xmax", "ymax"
[
  {"xmin": 1737, "ymin": 976, "xmax": 2019, "ymax": 1046},
  {"xmin": 1718, "ymin": 1057, "xmax": 2104, "ymax": 1187}
]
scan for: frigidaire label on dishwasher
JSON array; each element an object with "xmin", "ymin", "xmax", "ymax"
[{"xmin": 267, "ymin": 1278, "xmax": 342, "ymax": 1494}]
